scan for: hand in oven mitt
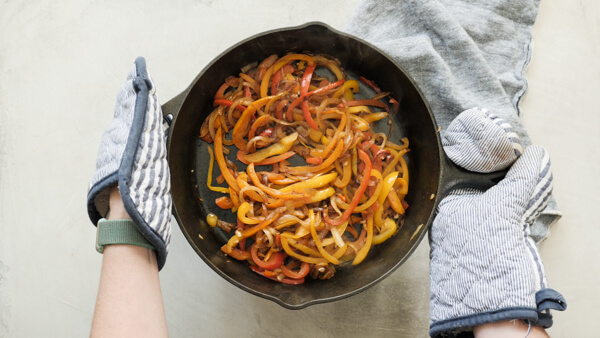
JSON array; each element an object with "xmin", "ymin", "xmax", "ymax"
[
  {"xmin": 87, "ymin": 57, "xmax": 172, "ymax": 270},
  {"xmin": 429, "ymin": 108, "xmax": 566, "ymax": 337}
]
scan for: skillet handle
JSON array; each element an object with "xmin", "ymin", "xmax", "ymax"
[
  {"xmin": 161, "ymin": 89, "xmax": 189, "ymax": 127},
  {"xmin": 438, "ymin": 153, "xmax": 507, "ymax": 200}
]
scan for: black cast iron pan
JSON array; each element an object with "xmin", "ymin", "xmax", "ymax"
[{"xmin": 161, "ymin": 22, "xmax": 502, "ymax": 309}]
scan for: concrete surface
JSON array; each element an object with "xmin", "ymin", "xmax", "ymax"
[{"xmin": 0, "ymin": 0, "xmax": 597, "ymax": 337}]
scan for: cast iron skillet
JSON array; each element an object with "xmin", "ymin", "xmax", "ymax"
[{"xmin": 161, "ymin": 22, "xmax": 501, "ymax": 309}]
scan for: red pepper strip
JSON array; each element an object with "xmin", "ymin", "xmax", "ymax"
[
  {"xmin": 338, "ymin": 99, "xmax": 389, "ymax": 112},
  {"xmin": 324, "ymin": 149, "xmax": 372, "ymax": 226},
  {"xmin": 275, "ymin": 100, "xmax": 287, "ymax": 120},
  {"xmin": 214, "ymin": 82, "xmax": 230, "ymax": 100},
  {"xmin": 250, "ymin": 243, "xmax": 285, "ymax": 270},
  {"xmin": 249, "ymin": 265, "xmax": 305, "ymax": 285},
  {"xmin": 237, "ymin": 150, "xmax": 295, "ymax": 166},
  {"xmin": 213, "ymin": 99, "xmax": 247, "ymax": 112},
  {"xmin": 271, "ymin": 64, "xmax": 295, "ymax": 95},
  {"xmin": 286, "ymin": 79, "xmax": 346, "ymax": 125},
  {"xmin": 359, "ymin": 76, "xmax": 381, "ymax": 94},
  {"xmin": 220, "ymin": 245, "xmax": 251, "ymax": 260},
  {"xmin": 281, "ymin": 262, "xmax": 310, "ymax": 279},
  {"xmin": 244, "ymin": 85, "xmax": 252, "ymax": 98}
]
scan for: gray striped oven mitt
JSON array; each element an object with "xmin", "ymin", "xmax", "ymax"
[
  {"xmin": 87, "ymin": 57, "xmax": 172, "ymax": 270},
  {"xmin": 429, "ymin": 108, "xmax": 566, "ymax": 337}
]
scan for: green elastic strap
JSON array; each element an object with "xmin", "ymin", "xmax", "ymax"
[{"xmin": 96, "ymin": 219, "xmax": 155, "ymax": 253}]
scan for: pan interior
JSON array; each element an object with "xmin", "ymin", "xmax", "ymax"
[{"xmin": 167, "ymin": 23, "xmax": 441, "ymax": 308}]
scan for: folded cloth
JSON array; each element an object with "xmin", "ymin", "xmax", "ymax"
[
  {"xmin": 87, "ymin": 57, "xmax": 172, "ymax": 270},
  {"xmin": 429, "ymin": 108, "xmax": 566, "ymax": 336},
  {"xmin": 345, "ymin": 0, "xmax": 561, "ymax": 241}
]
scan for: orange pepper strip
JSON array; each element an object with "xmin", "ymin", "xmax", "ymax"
[
  {"xmin": 324, "ymin": 149, "xmax": 372, "ymax": 226},
  {"xmin": 387, "ymin": 188, "xmax": 405, "ymax": 215},
  {"xmin": 248, "ymin": 114, "xmax": 271, "ymax": 140},
  {"xmin": 214, "ymin": 127, "xmax": 239, "ymax": 193},
  {"xmin": 232, "ymin": 95, "xmax": 283, "ymax": 150},
  {"xmin": 352, "ymin": 215, "xmax": 374, "ymax": 265},
  {"xmin": 247, "ymin": 163, "xmax": 307, "ymax": 200},
  {"xmin": 237, "ymin": 150, "xmax": 296, "ymax": 166},
  {"xmin": 240, "ymin": 212, "xmax": 281, "ymax": 238},
  {"xmin": 287, "ymin": 140, "xmax": 344, "ymax": 174}
]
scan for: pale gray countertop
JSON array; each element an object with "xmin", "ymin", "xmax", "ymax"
[{"xmin": 0, "ymin": 0, "xmax": 597, "ymax": 337}]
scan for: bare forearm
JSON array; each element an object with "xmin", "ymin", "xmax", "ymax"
[{"xmin": 91, "ymin": 186, "xmax": 168, "ymax": 337}]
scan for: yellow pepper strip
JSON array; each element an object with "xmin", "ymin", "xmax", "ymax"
[
  {"xmin": 261, "ymin": 54, "xmax": 315, "ymax": 97},
  {"xmin": 363, "ymin": 112, "xmax": 388, "ymax": 123},
  {"xmin": 237, "ymin": 202, "xmax": 263, "ymax": 225},
  {"xmin": 337, "ymin": 170, "xmax": 382, "ymax": 212},
  {"xmin": 206, "ymin": 145, "xmax": 230, "ymax": 194},
  {"xmin": 244, "ymin": 132, "xmax": 298, "ymax": 163},
  {"xmin": 232, "ymin": 94, "xmax": 283, "ymax": 150},
  {"xmin": 247, "ymin": 163, "xmax": 307, "ymax": 200},
  {"xmin": 334, "ymin": 158, "xmax": 352, "ymax": 188},
  {"xmin": 214, "ymin": 127, "xmax": 239, "ymax": 193},
  {"xmin": 288, "ymin": 140, "xmax": 344, "ymax": 174},
  {"xmin": 305, "ymin": 187, "xmax": 335, "ymax": 204},
  {"xmin": 308, "ymin": 128, "xmax": 322, "ymax": 142},
  {"xmin": 313, "ymin": 55, "xmax": 344, "ymax": 80},
  {"xmin": 348, "ymin": 106, "xmax": 371, "ymax": 114},
  {"xmin": 332, "ymin": 79, "xmax": 359, "ymax": 99},
  {"xmin": 372, "ymin": 218, "xmax": 398, "ymax": 245},
  {"xmin": 374, "ymin": 205, "xmax": 385, "ymax": 228},
  {"xmin": 280, "ymin": 233, "xmax": 329, "ymax": 264},
  {"xmin": 320, "ymin": 135, "xmax": 330, "ymax": 146},
  {"xmin": 350, "ymin": 115, "xmax": 370, "ymax": 131},
  {"xmin": 309, "ymin": 210, "xmax": 340, "ymax": 264},
  {"xmin": 385, "ymin": 137, "xmax": 409, "ymax": 151},
  {"xmin": 382, "ymin": 148, "xmax": 409, "ymax": 178},
  {"xmin": 378, "ymin": 172, "xmax": 400, "ymax": 206},
  {"xmin": 394, "ymin": 177, "xmax": 409, "ymax": 195},
  {"xmin": 387, "ymin": 188, "xmax": 405, "ymax": 214},
  {"xmin": 280, "ymin": 172, "xmax": 338, "ymax": 193},
  {"xmin": 353, "ymin": 215, "xmax": 374, "ymax": 265},
  {"xmin": 310, "ymin": 112, "xmax": 347, "ymax": 158}
]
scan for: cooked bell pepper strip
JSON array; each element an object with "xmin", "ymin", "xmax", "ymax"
[
  {"xmin": 237, "ymin": 202, "xmax": 263, "ymax": 225},
  {"xmin": 221, "ymin": 245, "xmax": 251, "ymax": 260},
  {"xmin": 215, "ymin": 196, "xmax": 234, "ymax": 209},
  {"xmin": 324, "ymin": 149, "xmax": 372, "ymax": 226},
  {"xmin": 306, "ymin": 187, "xmax": 335, "ymax": 204},
  {"xmin": 244, "ymin": 132, "xmax": 298, "ymax": 163},
  {"xmin": 249, "ymin": 265, "xmax": 305, "ymax": 285},
  {"xmin": 214, "ymin": 127, "xmax": 239, "ymax": 193},
  {"xmin": 372, "ymin": 218, "xmax": 397, "ymax": 245},
  {"xmin": 250, "ymin": 243, "xmax": 285, "ymax": 270},
  {"xmin": 236, "ymin": 174, "xmax": 267, "ymax": 203},
  {"xmin": 332, "ymin": 79, "xmax": 359, "ymax": 99},
  {"xmin": 286, "ymin": 79, "xmax": 345, "ymax": 127},
  {"xmin": 353, "ymin": 170, "xmax": 382, "ymax": 212},
  {"xmin": 381, "ymin": 148, "xmax": 409, "ymax": 178},
  {"xmin": 232, "ymin": 94, "xmax": 283, "ymax": 150},
  {"xmin": 352, "ymin": 215, "xmax": 374, "ymax": 265},
  {"xmin": 260, "ymin": 54, "xmax": 315, "ymax": 97},
  {"xmin": 363, "ymin": 112, "xmax": 388, "ymax": 123},
  {"xmin": 271, "ymin": 64, "xmax": 295, "ymax": 95},
  {"xmin": 339, "ymin": 99, "xmax": 389, "ymax": 112},
  {"xmin": 206, "ymin": 145, "xmax": 230, "ymax": 194},
  {"xmin": 214, "ymin": 82, "xmax": 231, "ymax": 100},
  {"xmin": 247, "ymin": 163, "xmax": 307, "ymax": 200},
  {"xmin": 358, "ymin": 76, "xmax": 381, "ymax": 94},
  {"xmin": 279, "ymin": 172, "xmax": 338, "ymax": 193},
  {"xmin": 248, "ymin": 114, "xmax": 271, "ymax": 140},
  {"xmin": 281, "ymin": 262, "xmax": 310, "ymax": 279},
  {"xmin": 378, "ymin": 171, "xmax": 400, "ymax": 206},
  {"xmin": 387, "ymin": 188, "xmax": 405, "ymax": 214},
  {"xmin": 308, "ymin": 210, "xmax": 340, "ymax": 265},
  {"xmin": 310, "ymin": 111, "xmax": 346, "ymax": 158},
  {"xmin": 385, "ymin": 137, "xmax": 409, "ymax": 151},
  {"xmin": 280, "ymin": 233, "xmax": 329, "ymax": 264},
  {"xmin": 287, "ymin": 140, "xmax": 343, "ymax": 174},
  {"xmin": 334, "ymin": 159, "xmax": 352, "ymax": 188},
  {"xmin": 237, "ymin": 150, "xmax": 296, "ymax": 166},
  {"xmin": 213, "ymin": 99, "xmax": 247, "ymax": 112}
]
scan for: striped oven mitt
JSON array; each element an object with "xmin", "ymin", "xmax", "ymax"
[
  {"xmin": 429, "ymin": 108, "xmax": 566, "ymax": 337},
  {"xmin": 87, "ymin": 57, "xmax": 172, "ymax": 270}
]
